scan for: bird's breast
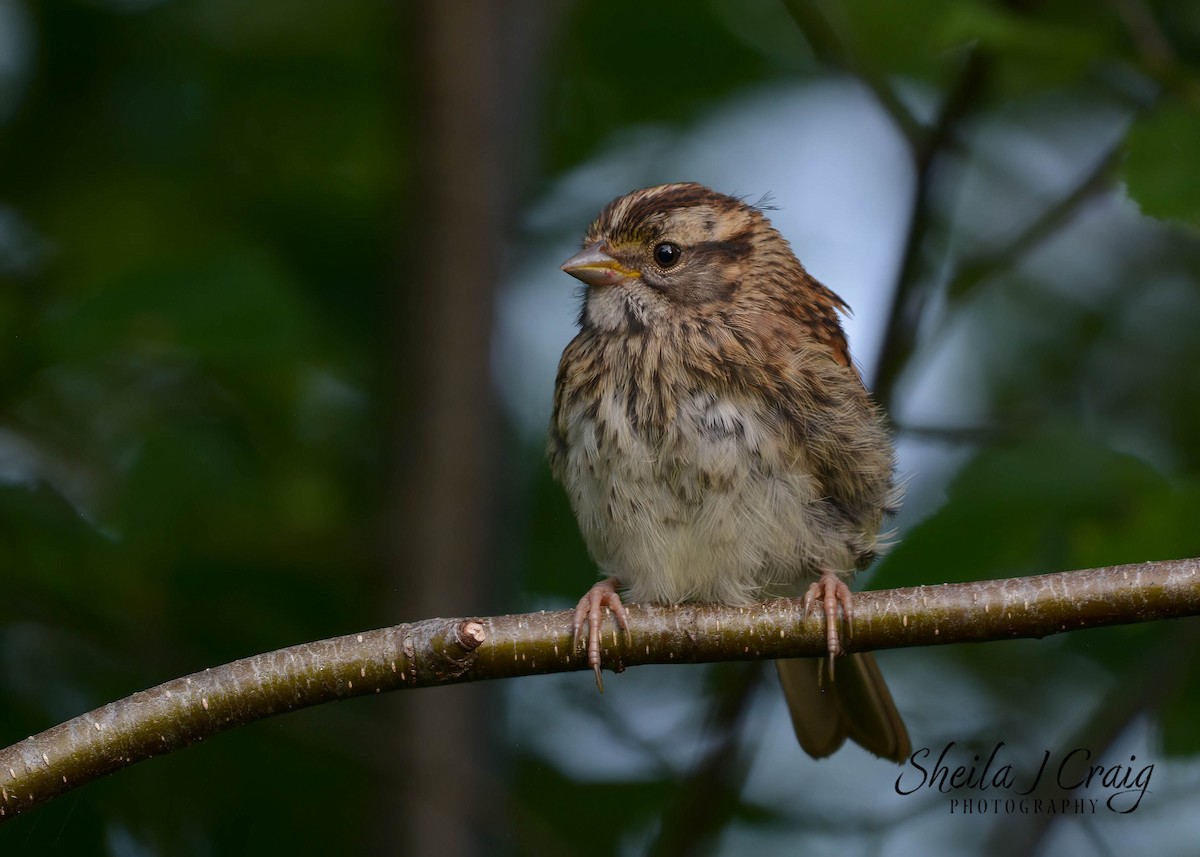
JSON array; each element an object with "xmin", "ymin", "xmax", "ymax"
[{"xmin": 555, "ymin": 379, "xmax": 845, "ymax": 606}]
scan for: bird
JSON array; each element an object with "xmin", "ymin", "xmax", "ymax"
[{"xmin": 547, "ymin": 182, "xmax": 910, "ymax": 762}]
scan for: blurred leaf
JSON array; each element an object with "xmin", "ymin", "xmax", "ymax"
[
  {"xmin": 934, "ymin": 0, "xmax": 1117, "ymax": 93},
  {"xmin": 1123, "ymin": 99, "xmax": 1200, "ymax": 227},
  {"xmin": 876, "ymin": 431, "xmax": 1171, "ymax": 588},
  {"xmin": 544, "ymin": 0, "xmax": 783, "ymax": 173},
  {"xmin": 836, "ymin": 0, "xmax": 969, "ymax": 83},
  {"xmin": 828, "ymin": 0, "xmax": 1125, "ymax": 99}
]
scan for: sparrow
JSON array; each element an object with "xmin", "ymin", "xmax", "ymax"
[{"xmin": 547, "ymin": 182, "xmax": 910, "ymax": 762}]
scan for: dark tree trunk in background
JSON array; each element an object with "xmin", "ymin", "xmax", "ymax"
[{"xmin": 381, "ymin": 1, "xmax": 558, "ymax": 853}]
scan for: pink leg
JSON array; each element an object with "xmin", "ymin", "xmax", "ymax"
[
  {"xmin": 572, "ymin": 577, "xmax": 630, "ymax": 692},
  {"xmin": 803, "ymin": 572, "xmax": 853, "ymax": 660}
]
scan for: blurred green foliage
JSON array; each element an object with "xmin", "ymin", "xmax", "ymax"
[
  {"xmin": 1125, "ymin": 100, "xmax": 1200, "ymax": 225},
  {"xmin": 3, "ymin": 0, "xmax": 1200, "ymax": 855},
  {"xmin": 2, "ymin": 0, "xmax": 399, "ymax": 851}
]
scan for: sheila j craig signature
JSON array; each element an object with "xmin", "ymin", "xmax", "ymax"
[{"xmin": 895, "ymin": 742, "xmax": 1152, "ymax": 814}]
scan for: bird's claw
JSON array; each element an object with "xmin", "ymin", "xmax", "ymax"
[
  {"xmin": 572, "ymin": 577, "xmax": 629, "ymax": 692},
  {"xmin": 803, "ymin": 573, "xmax": 854, "ymax": 675}
]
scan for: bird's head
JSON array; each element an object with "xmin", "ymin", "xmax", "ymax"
[{"xmin": 562, "ymin": 183, "xmax": 776, "ymax": 331}]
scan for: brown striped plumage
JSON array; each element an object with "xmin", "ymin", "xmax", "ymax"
[{"xmin": 549, "ymin": 183, "xmax": 910, "ymax": 762}]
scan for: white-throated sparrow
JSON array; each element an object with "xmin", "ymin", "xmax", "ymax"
[{"xmin": 549, "ymin": 183, "xmax": 909, "ymax": 761}]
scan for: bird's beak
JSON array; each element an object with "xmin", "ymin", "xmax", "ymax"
[{"xmin": 561, "ymin": 242, "xmax": 641, "ymax": 287}]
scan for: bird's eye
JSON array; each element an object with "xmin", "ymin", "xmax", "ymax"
[{"xmin": 653, "ymin": 242, "xmax": 681, "ymax": 268}]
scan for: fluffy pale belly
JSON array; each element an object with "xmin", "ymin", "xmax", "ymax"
[{"xmin": 558, "ymin": 392, "xmax": 859, "ymax": 605}]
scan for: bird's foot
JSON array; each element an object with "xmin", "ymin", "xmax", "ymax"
[
  {"xmin": 803, "ymin": 572, "xmax": 853, "ymax": 674},
  {"xmin": 572, "ymin": 577, "xmax": 631, "ymax": 692}
]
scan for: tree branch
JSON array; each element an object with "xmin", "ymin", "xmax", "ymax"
[
  {"xmin": 780, "ymin": 0, "xmax": 924, "ymax": 150},
  {"xmin": 2, "ymin": 559, "xmax": 1199, "ymax": 821},
  {"xmin": 987, "ymin": 617, "xmax": 1200, "ymax": 855},
  {"xmin": 872, "ymin": 46, "xmax": 990, "ymax": 405},
  {"xmin": 947, "ymin": 140, "xmax": 1124, "ymax": 301}
]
